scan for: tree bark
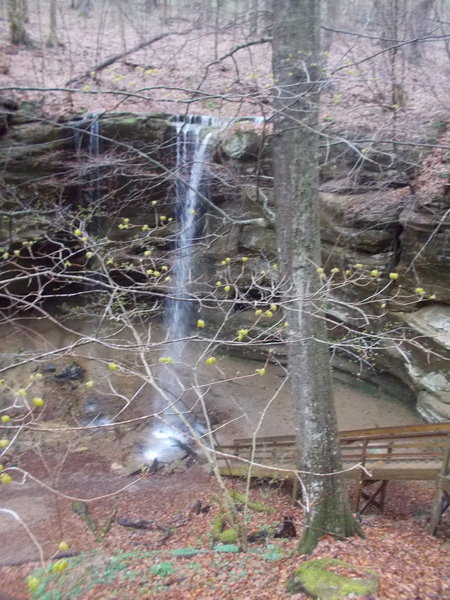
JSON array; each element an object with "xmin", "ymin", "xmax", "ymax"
[
  {"xmin": 271, "ymin": 0, "xmax": 362, "ymax": 554},
  {"xmin": 47, "ymin": 0, "xmax": 59, "ymax": 47},
  {"xmin": 406, "ymin": 0, "xmax": 436, "ymax": 63},
  {"xmin": 7, "ymin": 0, "xmax": 30, "ymax": 46}
]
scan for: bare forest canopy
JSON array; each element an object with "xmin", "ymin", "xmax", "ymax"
[{"xmin": 0, "ymin": 0, "xmax": 449, "ymax": 132}]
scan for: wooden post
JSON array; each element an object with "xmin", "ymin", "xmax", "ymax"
[{"xmin": 429, "ymin": 442, "xmax": 450, "ymax": 535}]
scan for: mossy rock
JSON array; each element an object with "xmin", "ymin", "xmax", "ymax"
[{"xmin": 286, "ymin": 558, "xmax": 379, "ymax": 599}]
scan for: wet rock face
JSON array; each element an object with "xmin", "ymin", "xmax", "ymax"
[
  {"xmin": 398, "ymin": 305, "xmax": 450, "ymax": 422},
  {"xmin": 398, "ymin": 196, "xmax": 450, "ymax": 303},
  {"xmin": 319, "ymin": 191, "xmax": 405, "ymax": 273}
]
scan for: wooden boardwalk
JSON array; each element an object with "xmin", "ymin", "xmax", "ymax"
[{"xmin": 217, "ymin": 422, "xmax": 450, "ymax": 518}]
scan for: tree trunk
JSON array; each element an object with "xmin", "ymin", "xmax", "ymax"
[
  {"xmin": 406, "ymin": 0, "xmax": 435, "ymax": 63},
  {"xmin": 249, "ymin": 0, "xmax": 259, "ymax": 36},
  {"xmin": 271, "ymin": 0, "xmax": 362, "ymax": 554},
  {"xmin": 47, "ymin": 0, "xmax": 59, "ymax": 47},
  {"xmin": 7, "ymin": 0, "xmax": 30, "ymax": 45},
  {"xmin": 322, "ymin": 0, "xmax": 340, "ymax": 52}
]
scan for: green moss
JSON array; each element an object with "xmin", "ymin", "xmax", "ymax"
[
  {"xmin": 211, "ymin": 512, "xmax": 226, "ymax": 538},
  {"xmin": 297, "ymin": 492, "xmax": 363, "ymax": 555},
  {"xmin": 286, "ymin": 558, "xmax": 379, "ymax": 599},
  {"xmin": 219, "ymin": 527, "xmax": 238, "ymax": 543}
]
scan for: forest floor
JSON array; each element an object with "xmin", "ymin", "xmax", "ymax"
[
  {"xmin": 0, "ymin": 454, "xmax": 449, "ymax": 600},
  {"xmin": 0, "ymin": 354, "xmax": 448, "ymax": 599}
]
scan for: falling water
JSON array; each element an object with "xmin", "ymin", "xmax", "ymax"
[
  {"xmin": 165, "ymin": 115, "xmax": 220, "ymax": 353},
  {"xmin": 145, "ymin": 114, "xmax": 264, "ymax": 463},
  {"xmin": 71, "ymin": 112, "xmax": 102, "ymax": 206}
]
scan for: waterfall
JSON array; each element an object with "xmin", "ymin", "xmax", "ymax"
[
  {"xmin": 70, "ymin": 112, "xmax": 102, "ymax": 207},
  {"xmin": 144, "ymin": 114, "xmax": 264, "ymax": 464},
  {"xmin": 143, "ymin": 115, "xmax": 220, "ymax": 463},
  {"xmin": 165, "ymin": 115, "xmax": 219, "ymax": 352}
]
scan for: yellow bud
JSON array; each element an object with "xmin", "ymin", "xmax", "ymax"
[
  {"xmin": 0, "ymin": 439, "xmax": 9, "ymax": 448},
  {"xmin": 225, "ymin": 257, "xmax": 231, "ymax": 263},
  {"xmin": 144, "ymin": 250, "xmax": 152, "ymax": 256},
  {"xmin": 355, "ymin": 263, "xmax": 363, "ymax": 269},
  {"xmin": 189, "ymin": 208, "xmax": 196, "ymax": 215},
  {"xmin": 370, "ymin": 270, "xmax": 379, "ymax": 277},
  {"xmin": 415, "ymin": 287, "xmax": 425, "ymax": 295},
  {"xmin": 32, "ymin": 397, "xmax": 44, "ymax": 407},
  {"xmin": 255, "ymin": 368, "xmax": 266, "ymax": 376},
  {"xmin": 224, "ymin": 285, "xmax": 231, "ymax": 293},
  {"xmin": 237, "ymin": 329, "xmax": 249, "ymax": 337},
  {"xmin": 255, "ymin": 309, "xmax": 263, "ymax": 317},
  {"xmin": 344, "ymin": 270, "xmax": 351, "ymax": 276},
  {"xmin": 58, "ymin": 541, "xmax": 70, "ymax": 552},
  {"xmin": 316, "ymin": 267, "xmax": 324, "ymax": 274},
  {"xmin": 85, "ymin": 380, "xmax": 94, "ymax": 388},
  {"xmin": 164, "ymin": 276, "xmax": 171, "ymax": 282},
  {"xmin": 141, "ymin": 224, "xmax": 149, "ymax": 232},
  {"xmin": 52, "ymin": 559, "xmax": 68, "ymax": 573},
  {"xmin": 13, "ymin": 250, "xmax": 20, "ymax": 256},
  {"xmin": 215, "ymin": 281, "xmax": 222, "ymax": 287},
  {"xmin": 197, "ymin": 319, "xmax": 205, "ymax": 328},
  {"xmin": 1, "ymin": 473, "xmax": 12, "ymax": 484},
  {"xmin": 27, "ymin": 576, "xmax": 40, "ymax": 591},
  {"xmin": 270, "ymin": 303, "xmax": 278, "ymax": 312},
  {"xmin": 168, "ymin": 217, "xmax": 174, "ymax": 222},
  {"xmin": 161, "ymin": 266, "xmax": 168, "ymax": 271},
  {"xmin": 264, "ymin": 310, "xmax": 273, "ymax": 318},
  {"xmin": 205, "ymin": 357, "xmax": 217, "ymax": 366},
  {"xmin": 85, "ymin": 252, "xmax": 94, "ymax": 259},
  {"xmin": 241, "ymin": 256, "xmax": 248, "ymax": 262},
  {"xmin": 389, "ymin": 272, "xmax": 399, "ymax": 280},
  {"xmin": 153, "ymin": 271, "xmax": 161, "ymax": 277},
  {"xmin": 428, "ymin": 294, "xmax": 436, "ymax": 300},
  {"xmin": 0, "ymin": 379, "xmax": 5, "ymax": 385},
  {"xmin": 16, "ymin": 388, "xmax": 26, "ymax": 396},
  {"xmin": 74, "ymin": 229, "xmax": 82, "ymax": 237},
  {"xmin": 146, "ymin": 269, "xmax": 153, "ymax": 276},
  {"xmin": 1, "ymin": 415, "xmax": 10, "ymax": 423},
  {"xmin": 283, "ymin": 322, "xmax": 289, "ymax": 328},
  {"xmin": 108, "ymin": 362, "xmax": 118, "ymax": 371},
  {"xmin": 151, "ymin": 200, "xmax": 158, "ymax": 206},
  {"xmin": 330, "ymin": 267, "xmax": 340, "ymax": 274},
  {"xmin": 160, "ymin": 216, "xmax": 167, "ymax": 221},
  {"xmin": 159, "ymin": 357, "xmax": 173, "ymax": 364}
]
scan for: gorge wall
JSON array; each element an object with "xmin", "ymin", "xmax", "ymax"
[{"xmin": 0, "ymin": 102, "xmax": 449, "ymax": 421}]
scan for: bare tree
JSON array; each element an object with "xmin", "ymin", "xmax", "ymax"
[
  {"xmin": 272, "ymin": 0, "xmax": 363, "ymax": 554},
  {"xmin": 47, "ymin": 0, "xmax": 59, "ymax": 47},
  {"xmin": 7, "ymin": 0, "xmax": 30, "ymax": 45}
]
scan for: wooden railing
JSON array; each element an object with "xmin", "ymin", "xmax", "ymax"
[{"xmin": 217, "ymin": 422, "xmax": 450, "ymax": 514}]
